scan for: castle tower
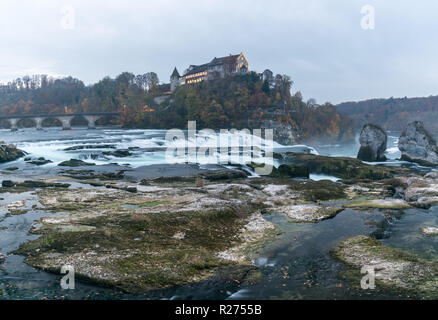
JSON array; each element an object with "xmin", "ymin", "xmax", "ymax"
[{"xmin": 170, "ymin": 67, "xmax": 180, "ymax": 92}]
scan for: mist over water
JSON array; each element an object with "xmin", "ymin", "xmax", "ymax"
[{"xmin": 311, "ymin": 132, "xmax": 402, "ymax": 159}]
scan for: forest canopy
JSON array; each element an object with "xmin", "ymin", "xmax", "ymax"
[
  {"xmin": 336, "ymin": 96, "xmax": 438, "ymax": 132},
  {"xmin": 0, "ymin": 71, "xmax": 354, "ymax": 142}
]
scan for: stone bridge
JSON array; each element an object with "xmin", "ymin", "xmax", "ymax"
[{"xmin": 0, "ymin": 112, "xmax": 121, "ymax": 131}]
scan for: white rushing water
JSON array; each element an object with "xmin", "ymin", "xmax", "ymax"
[
  {"xmin": 0, "ymin": 127, "xmax": 320, "ymax": 169},
  {"xmin": 2, "ymin": 127, "xmax": 431, "ymax": 178}
]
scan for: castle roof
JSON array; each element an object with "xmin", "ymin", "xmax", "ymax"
[
  {"xmin": 171, "ymin": 67, "xmax": 180, "ymax": 78},
  {"xmin": 183, "ymin": 53, "xmax": 242, "ymax": 76},
  {"xmin": 209, "ymin": 54, "xmax": 240, "ymax": 67},
  {"xmin": 184, "ymin": 63, "xmax": 210, "ymax": 76}
]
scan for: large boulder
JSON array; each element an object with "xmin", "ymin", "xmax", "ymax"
[
  {"xmin": 2, "ymin": 180, "xmax": 15, "ymax": 188},
  {"xmin": 58, "ymin": 159, "xmax": 96, "ymax": 167},
  {"xmin": 200, "ymin": 169, "xmax": 247, "ymax": 181},
  {"xmin": 0, "ymin": 142, "xmax": 25, "ymax": 163},
  {"xmin": 269, "ymin": 164, "xmax": 309, "ymax": 178},
  {"xmin": 357, "ymin": 124, "xmax": 387, "ymax": 162},
  {"xmin": 398, "ymin": 121, "xmax": 438, "ymax": 166}
]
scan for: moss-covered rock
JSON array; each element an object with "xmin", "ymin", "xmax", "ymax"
[
  {"xmin": 284, "ymin": 153, "xmax": 408, "ymax": 180},
  {"xmin": 102, "ymin": 149, "xmax": 133, "ymax": 157},
  {"xmin": 26, "ymin": 157, "xmax": 52, "ymax": 166},
  {"xmin": 0, "ymin": 142, "xmax": 25, "ymax": 163},
  {"xmin": 61, "ymin": 169, "xmax": 125, "ymax": 181},
  {"xmin": 0, "ymin": 180, "xmax": 70, "ymax": 194},
  {"xmin": 272, "ymin": 203, "xmax": 343, "ymax": 223},
  {"xmin": 269, "ymin": 164, "xmax": 309, "ymax": 178},
  {"xmin": 332, "ymin": 235, "xmax": 438, "ymax": 296},
  {"xmin": 20, "ymin": 180, "xmax": 70, "ymax": 188},
  {"xmin": 200, "ymin": 169, "xmax": 247, "ymax": 181},
  {"xmin": 344, "ymin": 199, "xmax": 412, "ymax": 210},
  {"xmin": 58, "ymin": 159, "xmax": 96, "ymax": 167},
  {"xmin": 2, "ymin": 180, "xmax": 15, "ymax": 187},
  {"xmin": 140, "ymin": 176, "xmax": 196, "ymax": 185},
  {"xmin": 248, "ymin": 177, "xmax": 347, "ymax": 202},
  {"xmin": 15, "ymin": 184, "xmax": 276, "ymax": 293}
]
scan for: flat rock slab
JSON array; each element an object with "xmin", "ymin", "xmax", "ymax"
[
  {"xmin": 344, "ymin": 199, "xmax": 411, "ymax": 210},
  {"xmin": 272, "ymin": 203, "xmax": 343, "ymax": 223},
  {"xmin": 333, "ymin": 235, "xmax": 438, "ymax": 295},
  {"xmin": 420, "ymin": 227, "xmax": 438, "ymax": 236}
]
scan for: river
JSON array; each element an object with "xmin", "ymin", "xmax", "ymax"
[{"xmin": 0, "ymin": 127, "xmax": 437, "ymax": 300}]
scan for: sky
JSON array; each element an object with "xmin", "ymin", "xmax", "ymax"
[{"xmin": 0, "ymin": 0, "xmax": 438, "ymax": 104}]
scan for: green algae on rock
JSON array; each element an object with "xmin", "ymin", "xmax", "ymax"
[
  {"xmin": 61, "ymin": 169, "xmax": 126, "ymax": 181},
  {"xmin": 200, "ymin": 169, "xmax": 248, "ymax": 181},
  {"xmin": 14, "ymin": 173, "xmax": 357, "ymax": 292},
  {"xmin": 283, "ymin": 153, "xmax": 409, "ymax": 180},
  {"xmin": 344, "ymin": 199, "xmax": 412, "ymax": 210},
  {"xmin": 269, "ymin": 164, "xmax": 310, "ymax": 179},
  {"xmin": 332, "ymin": 235, "xmax": 438, "ymax": 296},
  {"xmin": 248, "ymin": 179, "xmax": 345, "ymax": 222},
  {"xmin": 0, "ymin": 180, "xmax": 71, "ymax": 194},
  {"xmin": 247, "ymin": 177, "xmax": 347, "ymax": 202},
  {"xmin": 15, "ymin": 183, "xmax": 277, "ymax": 293},
  {"xmin": 14, "ymin": 161, "xmax": 430, "ymax": 294},
  {"xmin": 271, "ymin": 203, "xmax": 343, "ymax": 223}
]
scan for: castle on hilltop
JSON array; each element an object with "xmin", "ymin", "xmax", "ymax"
[{"xmin": 158, "ymin": 53, "xmax": 250, "ymax": 96}]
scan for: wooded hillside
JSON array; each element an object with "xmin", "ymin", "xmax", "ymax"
[
  {"xmin": 336, "ymin": 96, "xmax": 438, "ymax": 132},
  {"xmin": 0, "ymin": 72, "xmax": 354, "ymax": 142}
]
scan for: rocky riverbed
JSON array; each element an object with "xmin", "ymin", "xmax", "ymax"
[
  {"xmin": 0, "ymin": 152, "xmax": 436, "ymax": 296},
  {"xmin": 0, "ymin": 128, "xmax": 438, "ymax": 299}
]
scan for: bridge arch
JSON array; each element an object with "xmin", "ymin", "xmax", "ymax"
[
  {"xmin": 0, "ymin": 119, "xmax": 10, "ymax": 129},
  {"xmin": 16, "ymin": 118, "xmax": 38, "ymax": 129},
  {"xmin": 0, "ymin": 112, "xmax": 121, "ymax": 131},
  {"xmin": 69, "ymin": 115, "xmax": 88, "ymax": 127},
  {"xmin": 16, "ymin": 117, "xmax": 46, "ymax": 130},
  {"xmin": 41, "ymin": 117, "xmax": 62, "ymax": 128}
]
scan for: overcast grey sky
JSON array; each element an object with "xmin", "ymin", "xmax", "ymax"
[{"xmin": 0, "ymin": 0, "xmax": 437, "ymax": 104}]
